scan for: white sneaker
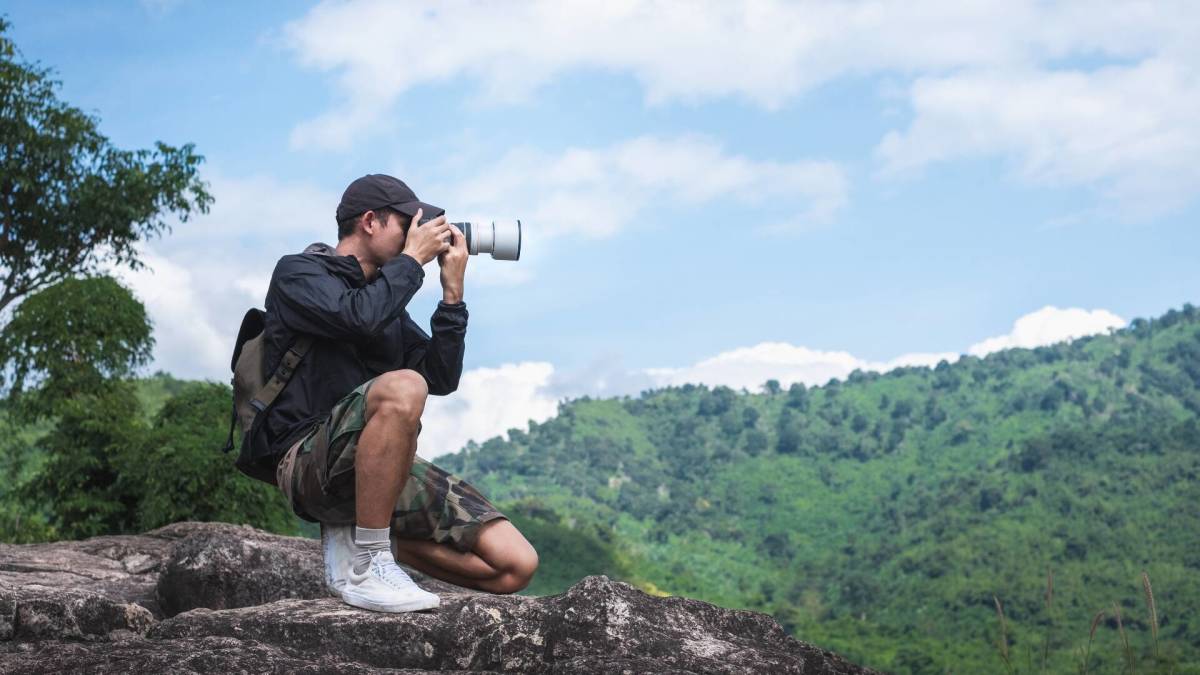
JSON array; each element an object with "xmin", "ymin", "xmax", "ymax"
[
  {"xmin": 340, "ymin": 549, "xmax": 441, "ymax": 613},
  {"xmin": 320, "ymin": 522, "xmax": 355, "ymax": 594}
]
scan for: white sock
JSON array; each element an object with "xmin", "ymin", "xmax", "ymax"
[{"xmin": 352, "ymin": 525, "xmax": 391, "ymax": 574}]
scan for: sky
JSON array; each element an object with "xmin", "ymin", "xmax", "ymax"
[{"xmin": 4, "ymin": 1, "xmax": 1198, "ymax": 458}]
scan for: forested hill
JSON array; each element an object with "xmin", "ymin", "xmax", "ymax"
[{"xmin": 438, "ymin": 304, "xmax": 1200, "ymax": 674}]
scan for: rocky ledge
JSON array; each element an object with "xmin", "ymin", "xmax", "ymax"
[{"xmin": 0, "ymin": 522, "xmax": 878, "ymax": 674}]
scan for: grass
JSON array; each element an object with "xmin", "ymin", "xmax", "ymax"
[{"xmin": 991, "ymin": 569, "xmax": 1185, "ymax": 675}]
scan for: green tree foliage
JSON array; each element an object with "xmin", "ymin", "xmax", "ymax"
[
  {"xmin": 0, "ymin": 276, "xmax": 152, "ymax": 538},
  {"xmin": 0, "ymin": 17, "xmax": 212, "ymax": 316},
  {"xmin": 0, "ymin": 276, "xmax": 153, "ymax": 411},
  {"xmin": 127, "ymin": 381, "xmax": 295, "ymax": 533},
  {"xmin": 4, "ymin": 376, "xmax": 299, "ymax": 541},
  {"xmin": 19, "ymin": 379, "xmax": 145, "ymax": 539}
]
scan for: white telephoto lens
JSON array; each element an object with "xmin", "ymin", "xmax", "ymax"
[
  {"xmin": 490, "ymin": 220, "xmax": 521, "ymax": 260},
  {"xmin": 462, "ymin": 220, "xmax": 521, "ymax": 260}
]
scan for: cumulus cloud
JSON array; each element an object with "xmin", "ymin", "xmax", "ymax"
[
  {"xmin": 966, "ymin": 305, "xmax": 1125, "ymax": 357},
  {"xmin": 419, "ymin": 362, "xmax": 561, "ymax": 459},
  {"xmin": 644, "ymin": 342, "xmax": 960, "ymax": 391},
  {"xmin": 282, "ymin": 1, "xmax": 1189, "ymax": 143},
  {"xmin": 434, "ymin": 135, "xmax": 847, "ymax": 241},
  {"xmin": 280, "ymin": 0, "xmax": 1200, "ymax": 214},
  {"xmin": 877, "ymin": 61, "xmax": 1200, "ymax": 217},
  {"xmin": 642, "ymin": 305, "xmax": 1126, "ymax": 392},
  {"xmin": 107, "ymin": 246, "xmax": 231, "ymax": 381},
  {"xmin": 94, "ymin": 170, "xmax": 344, "ymax": 380},
  {"xmin": 160, "ymin": 170, "xmax": 338, "ymax": 251}
]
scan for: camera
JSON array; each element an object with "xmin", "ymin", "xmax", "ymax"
[{"xmin": 418, "ymin": 217, "xmax": 521, "ymax": 261}]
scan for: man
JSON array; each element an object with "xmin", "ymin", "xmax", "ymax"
[{"xmin": 257, "ymin": 174, "xmax": 538, "ymax": 613}]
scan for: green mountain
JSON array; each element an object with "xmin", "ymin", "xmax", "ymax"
[
  {"xmin": 437, "ymin": 304, "xmax": 1200, "ymax": 674},
  {"xmin": 3, "ymin": 306, "xmax": 1196, "ymax": 673}
]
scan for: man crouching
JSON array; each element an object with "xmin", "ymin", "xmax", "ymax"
[{"xmin": 259, "ymin": 174, "xmax": 538, "ymax": 612}]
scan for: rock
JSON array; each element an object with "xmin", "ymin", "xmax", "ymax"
[
  {"xmin": 156, "ymin": 525, "xmax": 329, "ymax": 616},
  {"xmin": 0, "ymin": 584, "xmax": 153, "ymax": 642},
  {"xmin": 0, "ymin": 530, "xmax": 174, "ymax": 616},
  {"xmin": 0, "ymin": 522, "xmax": 880, "ymax": 674}
]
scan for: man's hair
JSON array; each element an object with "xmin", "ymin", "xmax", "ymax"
[{"xmin": 337, "ymin": 206, "xmax": 411, "ymax": 240}]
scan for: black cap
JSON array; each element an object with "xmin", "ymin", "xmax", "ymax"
[{"xmin": 336, "ymin": 174, "xmax": 444, "ymax": 223}]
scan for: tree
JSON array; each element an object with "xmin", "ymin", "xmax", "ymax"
[
  {"xmin": 128, "ymin": 381, "xmax": 296, "ymax": 534},
  {"xmin": 785, "ymin": 382, "xmax": 809, "ymax": 410},
  {"xmin": 698, "ymin": 386, "xmax": 736, "ymax": 416},
  {"xmin": 776, "ymin": 408, "xmax": 803, "ymax": 454},
  {"xmin": 19, "ymin": 378, "xmax": 145, "ymax": 538},
  {"xmin": 0, "ymin": 275, "xmax": 153, "ymax": 411},
  {"xmin": 0, "ymin": 18, "xmax": 212, "ymax": 317},
  {"xmin": 0, "ymin": 276, "xmax": 154, "ymax": 538}
]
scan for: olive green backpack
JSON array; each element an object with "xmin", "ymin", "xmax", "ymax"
[{"xmin": 221, "ymin": 308, "xmax": 314, "ymax": 484}]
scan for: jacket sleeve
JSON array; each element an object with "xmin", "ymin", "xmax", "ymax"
[
  {"xmin": 402, "ymin": 300, "xmax": 468, "ymax": 395},
  {"xmin": 270, "ymin": 253, "xmax": 425, "ymax": 341}
]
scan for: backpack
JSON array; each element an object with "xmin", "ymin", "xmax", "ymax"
[{"xmin": 221, "ymin": 307, "xmax": 314, "ymax": 484}]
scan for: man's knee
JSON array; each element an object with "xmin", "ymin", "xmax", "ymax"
[
  {"xmin": 366, "ymin": 369, "xmax": 429, "ymax": 423},
  {"xmin": 494, "ymin": 543, "xmax": 539, "ymax": 594}
]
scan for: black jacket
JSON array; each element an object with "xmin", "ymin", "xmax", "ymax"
[{"xmin": 246, "ymin": 242, "xmax": 467, "ymax": 473}]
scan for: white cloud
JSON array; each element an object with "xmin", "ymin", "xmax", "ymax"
[
  {"xmin": 877, "ymin": 61, "xmax": 1200, "ymax": 217},
  {"xmin": 283, "ymin": 1, "xmax": 1186, "ymax": 145},
  {"xmin": 160, "ymin": 170, "xmax": 338, "ymax": 250},
  {"xmin": 420, "ymin": 362, "xmax": 561, "ymax": 459},
  {"xmin": 641, "ymin": 305, "xmax": 1126, "ymax": 391},
  {"xmin": 108, "ymin": 246, "xmax": 231, "ymax": 381},
  {"xmin": 966, "ymin": 305, "xmax": 1125, "ymax": 357},
  {"xmin": 435, "ymin": 135, "xmax": 847, "ymax": 240},
  {"xmin": 644, "ymin": 342, "xmax": 960, "ymax": 391},
  {"xmin": 95, "ymin": 170, "xmax": 346, "ymax": 381},
  {"xmin": 280, "ymin": 0, "xmax": 1200, "ymax": 214}
]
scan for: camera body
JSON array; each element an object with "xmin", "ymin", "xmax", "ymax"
[{"xmin": 418, "ymin": 218, "xmax": 521, "ymax": 261}]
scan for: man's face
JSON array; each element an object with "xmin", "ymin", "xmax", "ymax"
[{"xmin": 367, "ymin": 210, "xmax": 407, "ymax": 262}]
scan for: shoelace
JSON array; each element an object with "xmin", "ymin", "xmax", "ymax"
[{"xmin": 368, "ymin": 550, "xmax": 420, "ymax": 592}]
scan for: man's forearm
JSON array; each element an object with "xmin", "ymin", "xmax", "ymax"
[
  {"xmin": 442, "ymin": 286, "xmax": 463, "ymax": 304},
  {"xmin": 399, "ymin": 301, "xmax": 468, "ymax": 395}
]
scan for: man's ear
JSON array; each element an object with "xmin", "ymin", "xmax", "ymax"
[{"xmin": 361, "ymin": 210, "xmax": 379, "ymax": 235}]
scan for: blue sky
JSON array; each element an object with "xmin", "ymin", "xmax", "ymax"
[{"xmin": 5, "ymin": 1, "xmax": 1198, "ymax": 457}]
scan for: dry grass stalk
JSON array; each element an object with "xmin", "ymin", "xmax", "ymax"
[
  {"xmin": 1081, "ymin": 610, "xmax": 1105, "ymax": 675},
  {"xmin": 993, "ymin": 595, "xmax": 1014, "ymax": 675},
  {"xmin": 1142, "ymin": 570, "xmax": 1160, "ymax": 660},
  {"xmin": 1113, "ymin": 601, "xmax": 1135, "ymax": 675}
]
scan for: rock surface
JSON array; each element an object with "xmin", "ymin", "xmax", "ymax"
[{"xmin": 0, "ymin": 522, "xmax": 879, "ymax": 674}]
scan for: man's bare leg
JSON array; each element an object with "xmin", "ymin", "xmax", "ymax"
[
  {"xmin": 337, "ymin": 369, "xmax": 442, "ymax": 612},
  {"xmin": 392, "ymin": 519, "xmax": 539, "ymax": 594},
  {"xmin": 355, "ymin": 370, "xmax": 427, "ymax": 528}
]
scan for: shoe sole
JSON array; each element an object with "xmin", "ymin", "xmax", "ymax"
[{"xmin": 340, "ymin": 589, "xmax": 440, "ymax": 613}]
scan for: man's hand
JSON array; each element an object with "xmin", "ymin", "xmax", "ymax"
[
  {"xmin": 438, "ymin": 222, "xmax": 468, "ymax": 304},
  {"xmin": 401, "ymin": 208, "xmax": 452, "ymax": 266}
]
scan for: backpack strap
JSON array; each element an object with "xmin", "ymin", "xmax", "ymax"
[
  {"xmin": 252, "ymin": 335, "xmax": 315, "ymax": 412},
  {"xmin": 221, "ymin": 333, "xmax": 316, "ymax": 453},
  {"xmin": 222, "ymin": 400, "xmax": 238, "ymax": 453}
]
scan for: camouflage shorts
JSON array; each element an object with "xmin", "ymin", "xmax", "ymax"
[{"xmin": 276, "ymin": 375, "xmax": 506, "ymax": 553}]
